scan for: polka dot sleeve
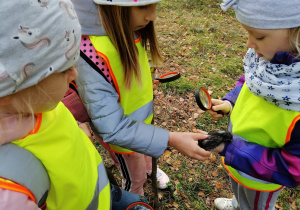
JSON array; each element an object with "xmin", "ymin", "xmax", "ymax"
[{"xmin": 80, "ymin": 35, "xmax": 111, "ymax": 83}]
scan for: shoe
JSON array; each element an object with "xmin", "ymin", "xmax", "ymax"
[
  {"xmin": 156, "ymin": 168, "xmax": 170, "ymax": 189},
  {"xmin": 214, "ymin": 198, "xmax": 235, "ymax": 210}
]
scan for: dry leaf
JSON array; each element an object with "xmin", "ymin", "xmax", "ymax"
[
  {"xmin": 164, "ymin": 150, "xmax": 172, "ymax": 158},
  {"xmin": 173, "ymin": 202, "xmax": 179, "ymax": 208},
  {"xmin": 212, "ymin": 170, "xmax": 219, "ymax": 177},
  {"xmin": 173, "ymin": 160, "xmax": 181, "ymax": 167},
  {"xmin": 210, "ymin": 154, "xmax": 217, "ymax": 162},
  {"xmin": 188, "ymin": 169, "xmax": 195, "ymax": 174},
  {"xmin": 158, "ymin": 192, "xmax": 164, "ymax": 200},
  {"xmin": 215, "ymin": 182, "xmax": 223, "ymax": 189},
  {"xmin": 198, "ymin": 191, "xmax": 205, "ymax": 197},
  {"xmin": 166, "ymin": 158, "xmax": 172, "ymax": 165}
]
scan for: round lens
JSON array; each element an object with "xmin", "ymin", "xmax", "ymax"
[
  {"xmin": 160, "ymin": 72, "xmax": 177, "ymax": 79},
  {"xmin": 157, "ymin": 72, "xmax": 181, "ymax": 83},
  {"xmin": 194, "ymin": 87, "xmax": 212, "ymax": 111},
  {"xmin": 199, "ymin": 89, "xmax": 210, "ymax": 109}
]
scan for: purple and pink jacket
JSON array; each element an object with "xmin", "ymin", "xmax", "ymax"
[{"xmin": 220, "ymin": 52, "xmax": 300, "ymax": 188}]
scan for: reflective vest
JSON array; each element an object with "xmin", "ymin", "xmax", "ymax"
[
  {"xmin": 223, "ymin": 85, "xmax": 300, "ymax": 191},
  {"xmin": 6, "ymin": 103, "xmax": 110, "ymax": 210},
  {"xmin": 90, "ymin": 35, "xmax": 153, "ymax": 154},
  {"xmin": 0, "ymin": 143, "xmax": 49, "ymax": 209}
]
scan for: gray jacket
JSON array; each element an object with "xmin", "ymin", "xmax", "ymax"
[
  {"xmin": 72, "ymin": 0, "xmax": 169, "ymax": 158},
  {"xmin": 75, "ymin": 56, "xmax": 169, "ymax": 158}
]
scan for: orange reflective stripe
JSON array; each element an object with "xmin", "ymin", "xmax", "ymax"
[
  {"xmin": 285, "ymin": 114, "xmax": 300, "ymax": 143},
  {"xmin": 109, "ymin": 147, "xmax": 135, "ymax": 155},
  {"xmin": 134, "ymin": 36, "xmax": 141, "ymax": 43},
  {"xmin": 70, "ymin": 81, "xmax": 77, "ymax": 90},
  {"xmin": 95, "ymin": 50, "xmax": 121, "ymax": 102},
  {"xmin": 28, "ymin": 113, "xmax": 42, "ymax": 135},
  {"xmin": 99, "ymin": 138, "xmax": 135, "ymax": 155},
  {"xmin": 93, "ymin": 34, "xmax": 142, "ymax": 103},
  {"xmin": 221, "ymin": 158, "xmax": 283, "ymax": 192},
  {"xmin": 21, "ymin": 113, "xmax": 42, "ymax": 139},
  {"xmin": 0, "ymin": 178, "xmax": 35, "ymax": 203}
]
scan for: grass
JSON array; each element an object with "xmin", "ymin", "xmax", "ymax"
[{"xmin": 98, "ymin": 0, "xmax": 300, "ymax": 209}]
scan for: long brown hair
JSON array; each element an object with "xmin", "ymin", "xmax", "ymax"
[
  {"xmin": 289, "ymin": 27, "xmax": 300, "ymax": 57},
  {"xmin": 98, "ymin": 5, "xmax": 162, "ymax": 89}
]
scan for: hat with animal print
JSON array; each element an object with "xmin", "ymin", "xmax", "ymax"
[
  {"xmin": 220, "ymin": 0, "xmax": 300, "ymax": 29},
  {"xmin": 93, "ymin": 0, "xmax": 163, "ymax": 6},
  {"xmin": 0, "ymin": 0, "xmax": 81, "ymax": 97}
]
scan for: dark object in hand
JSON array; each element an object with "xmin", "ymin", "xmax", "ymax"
[{"xmin": 198, "ymin": 131, "xmax": 232, "ymax": 151}]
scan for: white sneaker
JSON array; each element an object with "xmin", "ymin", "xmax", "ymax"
[
  {"xmin": 156, "ymin": 168, "xmax": 170, "ymax": 189},
  {"xmin": 214, "ymin": 198, "xmax": 235, "ymax": 210}
]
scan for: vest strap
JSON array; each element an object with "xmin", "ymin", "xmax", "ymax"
[{"xmin": 0, "ymin": 143, "xmax": 50, "ymax": 207}]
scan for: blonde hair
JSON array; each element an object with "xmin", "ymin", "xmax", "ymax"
[
  {"xmin": 289, "ymin": 27, "xmax": 300, "ymax": 57},
  {"xmin": 0, "ymin": 92, "xmax": 34, "ymax": 142},
  {"xmin": 98, "ymin": 5, "xmax": 162, "ymax": 89},
  {"xmin": 0, "ymin": 84, "xmax": 50, "ymax": 141}
]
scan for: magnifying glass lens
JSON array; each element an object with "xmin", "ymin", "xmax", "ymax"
[
  {"xmin": 199, "ymin": 89, "xmax": 210, "ymax": 109},
  {"xmin": 194, "ymin": 87, "xmax": 212, "ymax": 111},
  {"xmin": 156, "ymin": 72, "xmax": 181, "ymax": 83},
  {"xmin": 161, "ymin": 74, "xmax": 175, "ymax": 79}
]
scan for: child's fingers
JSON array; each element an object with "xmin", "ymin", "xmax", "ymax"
[
  {"xmin": 153, "ymin": 83, "xmax": 158, "ymax": 90},
  {"xmin": 153, "ymin": 79, "xmax": 160, "ymax": 90},
  {"xmin": 211, "ymin": 99, "xmax": 223, "ymax": 106},
  {"xmin": 192, "ymin": 146, "xmax": 212, "ymax": 161},
  {"xmin": 211, "ymin": 99, "xmax": 230, "ymax": 115},
  {"xmin": 153, "ymin": 79, "xmax": 160, "ymax": 84},
  {"xmin": 207, "ymin": 109, "xmax": 223, "ymax": 119}
]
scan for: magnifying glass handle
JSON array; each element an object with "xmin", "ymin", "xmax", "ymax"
[
  {"xmin": 212, "ymin": 110, "xmax": 224, "ymax": 116},
  {"xmin": 216, "ymin": 110, "xmax": 224, "ymax": 115}
]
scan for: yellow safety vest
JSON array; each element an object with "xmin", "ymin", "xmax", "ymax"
[
  {"xmin": 223, "ymin": 85, "xmax": 300, "ymax": 191},
  {"xmin": 11, "ymin": 103, "xmax": 111, "ymax": 210},
  {"xmin": 90, "ymin": 35, "xmax": 153, "ymax": 154}
]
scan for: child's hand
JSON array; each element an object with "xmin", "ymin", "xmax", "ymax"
[
  {"xmin": 207, "ymin": 99, "xmax": 231, "ymax": 119},
  {"xmin": 153, "ymin": 79, "xmax": 160, "ymax": 90},
  {"xmin": 78, "ymin": 122, "xmax": 94, "ymax": 142},
  {"xmin": 168, "ymin": 131, "xmax": 211, "ymax": 161}
]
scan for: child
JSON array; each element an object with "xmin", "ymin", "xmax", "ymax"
[
  {"xmin": 206, "ymin": 0, "xmax": 300, "ymax": 209},
  {"xmin": 71, "ymin": 0, "xmax": 211, "ymax": 196},
  {"xmin": 0, "ymin": 0, "xmax": 161, "ymax": 209}
]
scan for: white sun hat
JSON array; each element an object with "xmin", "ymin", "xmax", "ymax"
[{"xmin": 93, "ymin": 0, "xmax": 163, "ymax": 6}]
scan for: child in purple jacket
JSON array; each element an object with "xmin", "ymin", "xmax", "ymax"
[{"xmin": 207, "ymin": 0, "xmax": 300, "ymax": 209}]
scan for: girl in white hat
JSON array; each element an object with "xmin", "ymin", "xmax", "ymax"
[
  {"xmin": 0, "ymin": 0, "xmax": 164, "ymax": 209},
  {"xmin": 206, "ymin": 0, "xmax": 300, "ymax": 209},
  {"xmin": 71, "ymin": 0, "xmax": 211, "ymax": 196}
]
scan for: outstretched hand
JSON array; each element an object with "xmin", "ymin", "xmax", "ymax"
[{"xmin": 168, "ymin": 131, "xmax": 211, "ymax": 161}]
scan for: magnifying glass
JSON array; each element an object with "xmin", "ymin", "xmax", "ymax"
[
  {"xmin": 194, "ymin": 87, "xmax": 212, "ymax": 111},
  {"xmin": 126, "ymin": 202, "xmax": 153, "ymax": 210},
  {"xmin": 155, "ymin": 72, "xmax": 181, "ymax": 83},
  {"xmin": 194, "ymin": 87, "xmax": 223, "ymax": 114}
]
